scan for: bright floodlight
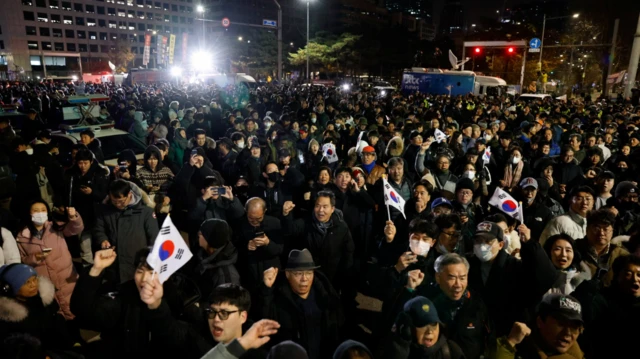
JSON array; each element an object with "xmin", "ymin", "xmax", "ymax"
[
  {"xmin": 572, "ymin": 13, "xmax": 579, "ymax": 18},
  {"xmin": 238, "ymin": 36, "xmax": 243, "ymax": 41},
  {"xmin": 381, "ymin": 90, "xmax": 387, "ymax": 96},
  {"xmin": 171, "ymin": 67, "xmax": 183, "ymax": 77},
  {"xmin": 193, "ymin": 50, "xmax": 214, "ymax": 70},
  {"xmin": 342, "ymin": 84, "xmax": 350, "ymax": 90},
  {"xmin": 197, "ymin": 5, "xmax": 204, "ymax": 12},
  {"xmin": 72, "ymin": 75, "xmax": 78, "ymax": 81}
]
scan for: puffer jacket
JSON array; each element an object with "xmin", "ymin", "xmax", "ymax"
[
  {"xmin": 366, "ymin": 163, "xmax": 386, "ymax": 185},
  {"xmin": 16, "ymin": 216, "xmax": 84, "ymax": 319},
  {"xmin": 0, "ymin": 228, "xmax": 20, "ymax": 265}
]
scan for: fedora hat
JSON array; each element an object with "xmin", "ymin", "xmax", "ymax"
[{"xmin": 285, "ymin": 249, "xmax": 320, "ymax": 271}]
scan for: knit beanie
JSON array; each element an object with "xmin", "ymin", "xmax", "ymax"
[
  {"xmin": 456, "ymin": 178, "xmax": 475, "ymax": 193},
  {"xmin": 0, "ymin": 264, "xmax": 37, "ymax": 296},
  {"xmin": 267, "ymin": 341, "xmax": 308, "ymax": 359},
  {"xmin": 199, "ymin": 219, "xmax": 231, "ymax": 249}
]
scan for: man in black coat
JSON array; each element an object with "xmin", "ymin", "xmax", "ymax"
[
  {"xmin": 467, "ymin": 221, "xmax": 557, "ymax": 337},
  {"xmin": 281, "ymin": 191, "xmax": 354, "ymax": 286},
  {"xmin": 259, "ymin": 249, "xmax": 344, "ymax": 359},
  {"xmin": 93, "ymin": 180, "xmax": 159, "ymax": 283},
  {"xmin": 518, "ymin": 177, "xmax": 553, "ymax": 242}
]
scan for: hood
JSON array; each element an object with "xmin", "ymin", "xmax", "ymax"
[
  {"xmin": 143, "ymin": 145, "xmax": 165, "ymax": 172},
  {"xmin": 0, "ymin": 276, "xmax": 55, "ymax": 323},
  {"xmin": 333, "ymin": 340, "xmax": 372, "ymax": 359},
  {"xmin": 187, "ymin": 137, "xmax": 216, "ymax": 150},
  {"xmin": 386, "ymin": 136, "xmax": 404, "ymax": 157},
  {"xmin": 134, "ymin": 111, "xmax": 144, "ymax": 122}
]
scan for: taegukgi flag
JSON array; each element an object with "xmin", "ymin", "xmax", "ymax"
[
  {"xmin": 383, "ymin": 177, "xmax": 406, "ymax": 219},
  {"xmin": 434, "ymin": 129, "xmax": 448, "ymax": 143},
  {"xmin": 488, "ymin": 187, "xmax": 523, "ymax": 222},
  {"xmin": 322, "ymin": 143, "xmax": 339, "ymax": 164},
  {"xmin": 146, "ymin": 215, "xmax": 192, "ymax": 283},
  {"xmin": 482, "ymin": 146, "xmax": 491, "ymax": 165}
]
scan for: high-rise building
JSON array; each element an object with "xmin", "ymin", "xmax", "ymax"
[
  {"xmin": 0, "ymin": 0, "xmax": 207, "ymax": 79},
  {"xmin": 438, "ymin": 0, "xmax": 464, "ymax": 35},
  {"xmin": 385, "ymin": 0, "xmax": 432, "ymax": 20}
]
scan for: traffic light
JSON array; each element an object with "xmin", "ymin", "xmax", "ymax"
[
  {"xmin": 507, "ymin": 47, "xmax": 515, "ymax": 54},
  {"xmin": 474, "ymin": 47, "xmax": 482, "ymax": 54}
]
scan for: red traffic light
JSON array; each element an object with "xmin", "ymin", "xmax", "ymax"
[
  {"xmin": 507, "ymin": 47, "xmax": 515, "ymax": 53},
  {"xmin": 474, "ymin": 47, "xmax": 481, "ymax": 54}
]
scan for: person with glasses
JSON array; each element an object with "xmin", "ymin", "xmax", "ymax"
[
  {"xmin": 496, "ymin": 294, "xmax": 585, "ymax": 359},
  {"xmin": 607, "ymin": 181, "xmax": 640, "ymax": 236},
  {"xmin": 259, "ymin": 249, "xmax": 343, "ymax": 359},
  {"xmin": 452, "ymin": 178, "xmax": 485, "ymax": 248},
  {"xmin": 468, "ymin": 221, "xmax": 556, "ymax": 337},
  {"xmin": 540, "ymin": 186, "xmax": 595, "ymax": 246},
  {"xmin": 574, "ymin": 209, "xmax": 629, "ymax": 288},
  {"xmin": 434, "ymin": 213, "xmax": 464, "ymax": 256}
]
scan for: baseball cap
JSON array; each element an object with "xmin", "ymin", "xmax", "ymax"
[
  {"xmin": 473, "ymin": 221, "xmax": 505, "ymax": 243},
  {"xmin": 278, "ymin": 148, "xmax": 291, "ymax": 158},
  {"xmin": 537, "ymin": 293, "xmax": 584, "ymax": 324},
  {"xmin": 519, "ymin": 177, "xmax": 538, "ymax": 189},
  {"xmin": 615, "ymin": 181, "xmax": 638, "ymax": 198},
  {"xmin": 475, "ymin": 138, "xmax": 486, "ymax": 145},
  {"xmin": 597, "ymin": 170, "xmax": 615, "ymax": 180},
  {"xmin": 403, "ymin": 296, "xmax": 441, "ymax": 327},
  {"xmin": 362, "ymin": 146, "xmax": 375, "ymax": 153},
  {"xmin": 520, "ymin": 121, "xmax": 531, "ymax": 129},
  {"xmin": 431, "ymin": 197, "xmax": 453, "ymax": 210}
]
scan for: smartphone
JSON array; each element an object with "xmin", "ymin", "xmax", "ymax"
[
  {"xmin": 255, "ymin": 231, "xmax": 265, "ymax": 238},
  {"xmin": 217, "ymin": 187, "xmax": 226, "ymax": 195},
  {"xmin": 119, "ymin": 161, "xmax": 128, "ymax": 172},
  {"xmin": 42, "ymin": 248, "xmax": 53, "ymax": 253}
]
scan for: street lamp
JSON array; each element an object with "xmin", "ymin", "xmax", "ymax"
[
  {"xmin": 302, "ymin": 0, "xmax": 313, "ymax": 81},
  {"xmin": 238, "ymin": 36, "xmax": 243, "ymax": 41},
  {"xmin": 539, "ymin": 12, "xmax": 579, "ymax": 67},
  {"xmin": 197, "ymin": 5, "xmax": 205, "ymax": 49}
]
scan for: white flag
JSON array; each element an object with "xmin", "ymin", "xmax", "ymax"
[
  {"xmin": 322, "ymin": 143, "xmax": 339, "ymax": 164},
  {"xmin": 357, "ymin": 131, "xmax": 365, "ymax": 147},
  {"xmin": 434, "ymin": 128, "xmax": 448, "ymax": 143},
  {"xmin": 146, "ymin": 216, "xmax": 193, "ymax": 283},
  {"xmin": 383, "ymin": 177, "xmax": 406, "ymax": 219},
  {"xmin": 482, "ymin": 146, "xmax": 491, "ymax": 165},
  {"xmin": 488, "ymin": 187, "xmax": 523, "ymax": 222}
]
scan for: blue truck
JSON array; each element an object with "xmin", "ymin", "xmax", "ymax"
[{"xmin": 401, "ymin": 68, "xmax": 508, "ymax": 97}]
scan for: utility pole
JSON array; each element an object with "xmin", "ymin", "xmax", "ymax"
[
  {"xmin": 624, "ymin": 13, "xmax": 640, "ymax": 98},
  {"xmin": 605, "ymin": 19, "xmax": 619, "ymax": 97},
  {"xmin": 274, "ymin": 0, "xmax": 282, "ymax": 82},
  {"xmin": 306, "ymin": 0, "xmax": 310, "ymax": 81}
]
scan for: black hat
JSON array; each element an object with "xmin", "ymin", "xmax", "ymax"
[
  {"xmin": 199, "ymin": 219, "xmax": 231, "ymax": 249},
  {"xmin": 598, "ymin": 170, "xmax": 615, "ymax": 180},
  {"xmin": 278, "ymin": 148, "xmax": 291, "ymax": 158},
  {"xmin": 537, "ymin": 293, "xmax": 583, "ymax": 324},
  {"xmin": 456, "ymin": 178, "xmax": 475, "ymax": 193},
  {"xmin": 285, "ymin": 249, "xmax": 320, "ymax": 271},
  {"xmin": 466, "ymin": 148, "xmax": 480, "ymax": 156},
  {"xmin": 536, "ymin": 177, "xmax": 550, "ymax": 197},
  {"xmin": 267, "ymin": 340, "xmax": 308, "ymax": 359},
  {"xmin": 403, "ymin": 296, "xmax": 441, "ymax": 327},
  {"xmin": 615, "ymin": 181, "xmax": 638, "ymax": 198},
  {"xmin": 473, "ymin": 221, "xmax": 505, "ymax": 243}
]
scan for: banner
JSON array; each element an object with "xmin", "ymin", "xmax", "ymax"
[
  {"xmin": 182, "ymin": 32, "xmax": 188, "ymax": 64},
  {"xmin": 161, "ymin": 36, "xmax": 168, "ymax": 66},
  {"xmin": 488, "ymin": 187, "xmax": 523, "ymax": 222},
  {"xmin": 142, "ymin": 33, "xmax": 151, "ymax": 66},
  {"xmin": 383, "ymin": 177, "xmax": 406, "ymax": 219},
  {"xmin": 156, "ymin": 34, "xmax": 163, "ymax": 65},
  {"xmin": 146, "ymin": 216, "xmax": 193, "ymax": 283},
  {"xmin": 168, "ymin": 34, "xmax": 176, "ymax": 65}
]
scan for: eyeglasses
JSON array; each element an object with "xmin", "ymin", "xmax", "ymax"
[
  {"xmin": 459, "ymin": 190, "xmax": 473, "ymax": 196},
  {"xmin": 437, "ymin": 161, "xmax": 450, "ymax": 165},
  {"xmin": 205, "ymin": 308, "xmax": 239, "ymax": 320},
  {"xmin": 589, "ymin": 225, "xmax": 613, "ymax": 234},
  {"xmin": 441, "ymin": 230, "xmax": 461, "ymax": 239},
  {"xmin": 574, "ymin": 196, "xmax": 593, "ymax": 203}
]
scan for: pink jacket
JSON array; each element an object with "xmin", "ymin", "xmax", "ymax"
[{"xmin": 16, "ymin": 215, "xmax": 84, "ymax": 320}]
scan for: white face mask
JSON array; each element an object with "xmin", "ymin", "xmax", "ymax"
[
  {"xmin": 511, "ymin": 156, "xmax": 521, "ymax": 164},
  {"xmin": 474, "ymin": 243, "xmax": 494, "ymax": 262},
  {"xmin": 463, "ymin": 171, "xmax": 476, "ymax": 179},
  {"xmin": 410, "ymin": 239, "xmax": 431, "ymax": 257},
  {"xmin": 236, "ymin": 142, "xmax": 245, "ymax": 149},
  {"xmin": 484, "ymin": 133, "xmax": 492, "ymax": 141},
  {"xmin": 32, "ymin": 212, "xmax": 48, "ymax": 226},
  {"xmin": 311, "ymin": 117, "xmax": 317, "ymax": 123},
  {"xmin": 25, "ymin": 148, "xmax": 34, "ymax": 155},
  {"xmin": 264, "ymin": 122, "xmax": 272, "ymax": 130}
]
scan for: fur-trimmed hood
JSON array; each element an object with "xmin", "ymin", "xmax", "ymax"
[
  {"xmin": 386, "ymin": 136, "xmax": 404, "ymax": 157},
  {"xmin": 187, "ymin": 137, "xmax": 216, "ymax": 150},
  {"xmin": 0, "ymin": 276, "xmax": 55, "ymax": 323}
]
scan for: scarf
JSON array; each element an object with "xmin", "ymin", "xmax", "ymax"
[
  {"xmin": 362, "ymin": 161, "xmax": 376, "ymax": 174},
  {"xmin": 503, "ymin": 161, "xmax": 523, "ymax": 188}
]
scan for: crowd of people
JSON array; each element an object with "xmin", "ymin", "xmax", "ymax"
[{"xmin": 0, "ymin": 78, "xmax": 639, "ymax": 359}]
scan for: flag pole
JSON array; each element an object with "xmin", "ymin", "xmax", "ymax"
[
  {"xmin": 387, "ymin": 204, "xmax": 391, "ymax": 221},
  {"xmin": 518, "ymin": 201, "xmax": 525, "ymax": 241}
]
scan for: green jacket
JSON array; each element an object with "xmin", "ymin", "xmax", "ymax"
[{"xmin": 492, "ymin": 335, "xmax": 584, "ymax": 359}]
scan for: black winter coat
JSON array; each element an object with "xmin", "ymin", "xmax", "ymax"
[
  {"xmin": 522, "ymin": 200, "xmax": 553, "ymax": 242},
  {"xmin": 62, "ymin": 162, "xmax": 109, "ymax": 228},
  {"xmin": 282, "ymin": 212, "xmax": 355, "ymax": 285},
  {"xmin": 258, "ymin": 270, "xmax": 345, "ymax": 358},
  {"xmin": 467, "ymin": 241, "xmax": 557, "ymax": 337},
  {"xmin": 93, "ymin": 199, "xmax": 159, "ymax": 283}
]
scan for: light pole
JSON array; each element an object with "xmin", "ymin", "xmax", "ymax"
[
  {"xmin": 303, "ymin": 0, "xmax": 312, "ymax": 81},
  {"xmin": 197, "ymin": 5, "xmax": 205, "ymax": 49},
  {"xmin": 539, "ymin": 13, "xmax": 579, "ymax": 69}
]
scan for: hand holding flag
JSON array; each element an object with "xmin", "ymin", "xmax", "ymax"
[
  {"xmin": 383, "ymin": 177, "xmax": 406, "ymax": 219},
  {"xmin": 488, "ymin": 187, "xmax": 523, "ymax": 222},
  {"xmin": 322, "ymin": 143, "xmax": 339, "ymax": 164},
  {"xmin": 146, "ymin": 215, "xmax": 193, "ymax": 283},
  {"xmin": 434, "ymin": 129, "xmax": 448, "ymax": 143}
]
